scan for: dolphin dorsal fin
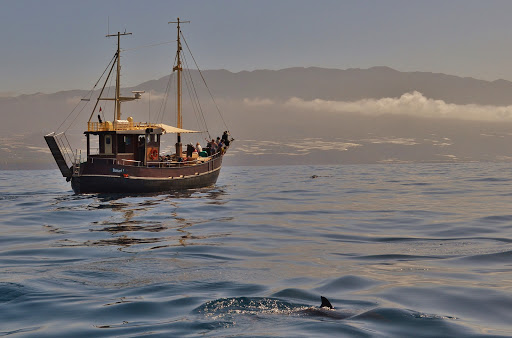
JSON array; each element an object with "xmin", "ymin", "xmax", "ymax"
[{"xmin": 320, "ymin": 296, "xmax": 333, "ymax": 309}]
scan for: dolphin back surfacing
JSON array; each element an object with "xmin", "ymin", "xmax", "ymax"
[
  {"xmin": 296, "ymin": 296, "xmax": 354, "ymax": 319},
  {"xmin": 320, "ymin": 296, "xmax": 333, "ymax": 309},
  {"xmin": 195, "ymin": 295, "xmax": 354, "ymax": 320}
]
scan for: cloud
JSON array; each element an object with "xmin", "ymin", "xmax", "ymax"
[
  {"xmin": 25, "ymin": 146, "xmax": 51, "ymax": 153},
  {"xmin": 0, "ymin": 91, "xmax": 20, "ymax": 98},
  {"xmin": 361, "ymin": 137, "xmax": 418, "ymax": 146},
  {"xmin": 285, "ymin": 139, "xmax": 361, "ymax": 152},
  {"xmin": 233, "ymin": 139, "xmax": 361, "ymax": 156},
  {"xmin": 282, "ymin": 91, "xmax": 512, "ymax": 122},
  {"xmin": 243, "ymin": 98, "xmax": 275, "ymax": 106}
]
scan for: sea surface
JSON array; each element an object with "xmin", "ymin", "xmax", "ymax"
[{"xmin": 1, "ymin": 163, "xmax": 512, "ymax": 337}]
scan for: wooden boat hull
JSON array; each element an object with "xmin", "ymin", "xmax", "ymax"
[
  {"xmin": 71, "ymin": 153, "xmax": 224, "ymax": 194},
  {"xmin": 71, "ymin": 167, "xmax": 220, "ymax": 193}
]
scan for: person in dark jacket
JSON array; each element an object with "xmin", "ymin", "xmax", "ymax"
[{"xmin": 222, "ymin": 131, "xmax": 230, "ymax": 146}]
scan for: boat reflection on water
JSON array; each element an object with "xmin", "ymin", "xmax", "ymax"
[{"xmin": 81, "ymin": 187, "xmax": 231, "ymax": 249}]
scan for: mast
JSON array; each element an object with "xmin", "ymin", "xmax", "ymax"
[
  {"xmin": 87, "ymin": 31, "xmax": 143, "ymax": 130},
  {"xmin": 106, "ymin": 31, "xmax": 132, "ymax": 120},
  {"xmin": 169, "ymin": 18, "xmax": 189, "ymax": 157}
]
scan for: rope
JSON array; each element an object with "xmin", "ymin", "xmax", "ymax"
[
  {"xmin": 180, "ymin": 31, "xmax": 231, "ymax": 134},
  {"xmin": 103, "ymin": 69, "xmax": 115, "ymax": 120},
  {"xmin": 121, "ymin": 40, "xmax": 174, "ymax": 52},
  {"xmin": 57, "ymin": 53, "xmax": 117, "ymax": 132},
  {"xmin": 156, "ymin": 72, "xmax": 173, "ymax": 124},
  {"xmin": 87, "ymin": 52, "xmax": 118, "ymax": 124},
  {"xmin": 182, "ymin": 65, "xmax": 208, "ymax": 136},
  {"xmin": 181, "ymin": 50, "xmax": 210, "ymax": 138},
  {"xmin": 155, "ymin": 52, "xmax": 178, "ymax": 124},
  {"xmin": 60, "ymin": 101, "xmax": 90, "ymax": 133}
]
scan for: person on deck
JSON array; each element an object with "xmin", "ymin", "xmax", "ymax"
[
  {"xmin": 205, "ymin": 140, "xmax": 211, "ymax": 155},
  {"xmin": 196, "ymin": 142, "xmax": 202, "ymax": 153},
  {"xmin": 210, "ymin": 139, "xmax": 218, "ymax": 154},
  {"xmin": 222, "ymin": 131, "xmax": 230, "ymax": 147},
  {"xmin": 215, "ymin": 137, "xmax": 221, "ymax": 153}
]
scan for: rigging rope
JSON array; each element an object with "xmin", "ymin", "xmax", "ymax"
[
  {"xmin": 57, "ymin": 53, "xmax": 117, "ymax": 132},
  {"xmin": 182, "ymin": 65, "xmax": 208, "ymax": 136},
  {"xmin": 181, "ymin": 50, "xmax": 210, "ymax": 138},
  {"xmin": 180, "ymin": 31, "xmax": 231, "ymax": 134},
  {"xmin": 156, "ymin": 72, "xmax": 173, "ymax": 124},
  {"xmin": 60, "ymin": 100, "xmax": 89, "ymax": 133},
  {"xmin": 87, "ymin": 51, "xmax": 119, "ymax": 124},
  {"xmin": 156, "ymin": 54, "xmax": 178, "ymax": 123},
  {"xmin": 57, "ymin": 32, "xmax": 231, "ymax": 137},
  {"xmin": 121, "ymin": 40, "xmax": 174, "ymax": 52},
  {"xmin": 155, "ymin": 53, "xmax": 178, "ymax": 124},
  {"xmin": 103, "ymin": 68, "xmax": 115, "ymax": 120}
]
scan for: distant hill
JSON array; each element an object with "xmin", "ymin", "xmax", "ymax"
[
  {"xmin": 3, "ymin": 66, "xmax": 512, "ymax": 169},
  {"xmin": 4, "ymin": 65, "xmax": 512, "ymax": 133},
  {"xmin": 131, "ymin": 66, "xmax": 512, "ymax": 105}
]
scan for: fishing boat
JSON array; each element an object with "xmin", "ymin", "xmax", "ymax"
[{"xmin": 45, "ymin": 19, "xmax": 232, "ymax": 193}]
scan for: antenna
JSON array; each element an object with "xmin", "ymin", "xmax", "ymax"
[{"xmin": 107, "ymin": 16, "xmax": 109, "ymax": 36}]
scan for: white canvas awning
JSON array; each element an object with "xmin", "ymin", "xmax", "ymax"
[{"xmin": 154, "ymin": 123, "xmax": 201, "ymax": 134}]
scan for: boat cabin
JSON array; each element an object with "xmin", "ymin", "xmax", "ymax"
[{"xmin": 85, "ymin": 117, "xmax": 163, "ymax": 166}]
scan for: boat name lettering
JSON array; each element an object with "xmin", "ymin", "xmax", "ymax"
[{"xmin": 112, "ymin": 168, "xmax": 126, "ymax": 173}]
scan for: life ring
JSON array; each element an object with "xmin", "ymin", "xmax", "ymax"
[{"xmin": 149, "ymin": 148, "xmax": 159, "ymax": 160}]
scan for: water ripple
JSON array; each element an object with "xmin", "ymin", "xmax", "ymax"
[{"xmin": 1, "ymin": 164, "xmax": 512, "ymax": 336}]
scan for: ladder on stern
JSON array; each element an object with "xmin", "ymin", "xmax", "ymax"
[{"xmin": 44, "ymin": 132, "xmax": 74, "ymax": 178}]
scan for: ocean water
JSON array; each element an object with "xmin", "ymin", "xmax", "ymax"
[{"xmin": 1, "ymin": 163, "xmax": 512, "ymax": 337}]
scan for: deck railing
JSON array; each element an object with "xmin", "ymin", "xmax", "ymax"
[
  {"xmin": 87, "ymin": 121, "xmax": 160, "ymax": 132},
  {"xmin": 88, "ymin": 153, "xmax": 219, "ymax": 168},
  {"xmin": 86, "ymin": 147, "xmax": 223, "ymax": 169}
]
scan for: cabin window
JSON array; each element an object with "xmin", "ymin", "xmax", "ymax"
[
  {"xmin": 106, "ymin": 137, "xmax": 111, "ymax": 145},
  {"xmin": 150, "ymin": 134, "xmax": 155, "ymax": 143},
  {"xmin": 124, "ymin": 136, "xmax": 131, "ymax": 146}
]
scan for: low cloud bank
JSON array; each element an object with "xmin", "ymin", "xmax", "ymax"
[{"xmin": 245, "ymin": 91, "xmax": 512, "ymax": 122}]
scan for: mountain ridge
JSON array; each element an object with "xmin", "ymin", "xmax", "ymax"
[
  {"xmin": 4, "ymin": 66, "xmax": 512, "ymax": 169},
  {"xmin": 7, "ymin": 66, "xmax": 512, "ymax": 105}
]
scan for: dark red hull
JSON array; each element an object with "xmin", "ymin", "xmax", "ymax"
[{"xmin": 71, "ymin": 153, "xmax": 224, "ymax": 194}]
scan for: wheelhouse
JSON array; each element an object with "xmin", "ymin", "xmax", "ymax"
[{"xmin": 85, "ymin": 118, "xmax": 163, "ymax": 167}]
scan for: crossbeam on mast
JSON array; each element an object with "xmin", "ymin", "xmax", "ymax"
[
  {"xmin": 168, "ymin": 18, "xmax": 190, "ymax": 25},
  {"xmin": 105, "ymin": 31, "xmax": 132, "ymax": 38}
]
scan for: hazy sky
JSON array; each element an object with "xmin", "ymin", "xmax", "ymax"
[{"xmin": 3, "ymin": 0, "xmax": 512, "ymax": 95}]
